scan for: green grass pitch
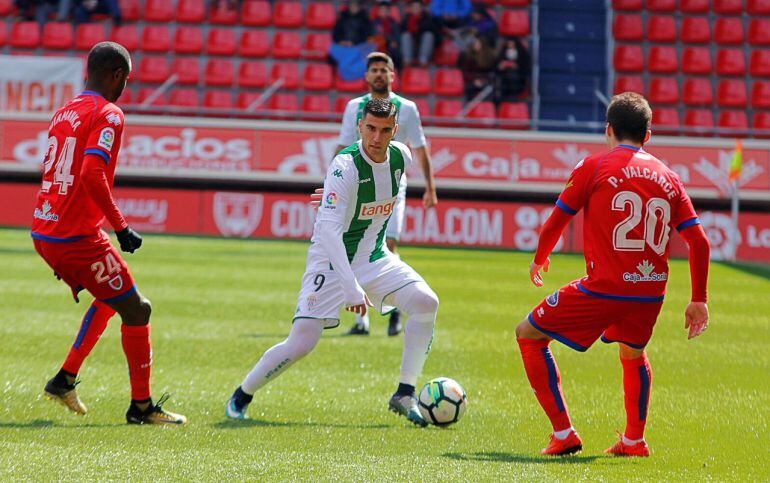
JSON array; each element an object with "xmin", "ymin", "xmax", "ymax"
[{"xmin": 1, "ymin": 227, "xmax": 768, "ymax": 480}]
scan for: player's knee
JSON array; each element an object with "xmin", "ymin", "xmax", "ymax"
[
  {"xmin": 516, "ymin": 319, "xmax": 541, "ymax": 339},
  {"xmin": 411, "ymin": 286, "xmax": 439, "ymax": 315}
]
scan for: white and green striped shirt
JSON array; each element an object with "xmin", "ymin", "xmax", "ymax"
[{"xmin": 338, "ymin": 92, "xmax": 427, "ymax": 149}]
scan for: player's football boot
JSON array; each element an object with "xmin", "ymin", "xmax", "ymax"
[
  {"xmin": 126, "ymin": 394, "xmax": 187, "ymax": 425},
  {"xmin": 388, "ymin": 393, "xmax": 428, "ymax": 427},
  {"xmin": 541, "ymin": 430, "xmax": 583, "ymax": 456},
  {"xmin": 346, "ymin": 322, "xmax": 370, "ymax": 336},
  {"xmin": 387, "ymin": 310, "xmax": 403, "ymax": 336},
  {"xmin": 225, "ymin": 387, "xmax": 252, "ymax": 420},
  {"xmin": 44, "ymin": 376, "xmax": 87, "ymax": 415},
  {"xmin": 605, "ymin": 436, "xmax": 650, "ymax": 457}
]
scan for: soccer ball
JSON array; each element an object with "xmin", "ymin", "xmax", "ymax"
[{"xmin": 417, "ymin": 377, "xmax": 468, "ymax": 427}]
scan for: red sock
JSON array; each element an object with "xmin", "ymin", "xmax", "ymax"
[
  {"xmin": 517, "ymin": 338, "xmax": 572, "ymax": 432},
  {"xmin": 121, "ymin": 324, "xmax": 152, "ymax": 401},
  {"xmin": 621, "ymin": 354, "xmax": 653, "ymax": 440},
  {"xmin": 62, "ymin": 301, "xmax": 116, "ymax": 375}
]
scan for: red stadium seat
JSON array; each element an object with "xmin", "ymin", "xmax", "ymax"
[
  {"xmin": 0, "ymin": 0, "xmax": 12, "ymax": 15},
  {"xmin": 204, "ymin": 59, "xmax": 235, "ymax": 86},
  {"xmin": 120, "ymin": 0, "xmax": 141, "ymax": 21},
  {"xmin": 647, "ymin": 16, "xmax": 676, "ymax": 43},
  {"xmin": 614, "ymin": 45, "xmax": 643, "ymax": 72},
  {"xmin": 653, "ymin": 107, "xmax": 680, "ymax": 131},
  {"xmin": 303, "ymin": 63, "xmax": 334, "ymax": 90},
  {"xmin": 271, "ymin": 62, "xmax": 299, "ymax": 89},
  {"xmin": 750, "ymin": 51, "xmax": 770, "ymax": 77},
  {"xmin": 75, "ymin": 24, "xmax": 106, "ymax": 51},
  {"xmin": 207, "ymin": 29, "xmax": 237, "ymax": 56},
  {"xmin": 649, "ymin": 77, "xmax": 680, "ymax": 105},
  {"xmin": 434, "ymin": 39, "xmax": 461, "ymax": 66},
  {"xmin": 434, "ymin": 100, "xmax": 463, "ymax": 124},
  {"xmin": 268, "ymin": 93, "xmax": 299, "ymax": 113},
  {"xmin": 681, "ymin": 17, "xmax": 710, "ymax": 44},
  {"xmin": 684, "ymin": 109, "xmax": 714, "ymax": 130},
  {"xmin": 11, "ymin": 22, "xmax": 40, "ymax": 49},
  {"xmin": 613, "ymin": 14, "xmax": 643, "ymax": 41},
  {"xmin": 647, "ymin": 0, "xmax": 676, "ymax": 12},
  {"xmin": 144, "ymin": 0, "xmax": 173, "ymax": 22},
  {"xmin": 680, "ymin": 0, "xmax": 709, "ymax": 12},
  {"xmin": 612, "ymin": 0, "xmax": 642, "ymax": 9},
  {"xmin": 500, "ymin": 10, "xmax": 530, "ymax": 36},
  {"xmin": 42, "ymin": 22, "xmax": 73, "ymax": 50},
  {"xmin": 467, "ymin": 102, "xmax": 497, "ymax": 123},
  {"xmin": 209, "ymin": 4, "xmax": 239, "ymax": 24},
  {"xmin": 752, "ymin": 81, "xmax": 770, "ymax": 108},
  {"xmin": 498, "ymin": 102, "xmax": 530, "ymax": 128},
  {"xmin": 413, "ymin": 98, "xmax": 430, "ymax": 116},
  {"xmin": 717, "ymin": 79, "xmax": 747, "ymax": 107},
  {"xmin": 110, "ymin": 25, "xmax": 139, "ymax": 52},
  {"xmin": 714, "ymin": 0, "xmax": 744, "ymax": 13},
  {"xmin": 500, "ymin": 0, "xmax": 530, "ymax": 6},
  {"xmin": 401, "ymin": 68, "xmax": 431, "ymax": 95},
  {"xmin": 335, "ymin": 97, "xmax": 350, "ymax": 113},
  {"xmin": 175, "ymin": 26, "xmax": 204, "ymax": 54},
  {"xmin": 177, "ymin": 0, "xmax": 205, "ymax": 23},
  {"xmin": 682, "ymin": 47, "xmax": 712, "ymax": 75},
  {"xmin": 749, "ymin": 20, "xmax": 770, "ymax": 46},
  {"xmin": 335, "ymin": 77, "xmax": 366, "ymax": 92},
  {"xmin": 303, "ymin": 94, "xmax": 333, "ymax": 114},
  {"xmin": 118, "ymin": 88, "xmax": 134, "ymax": 105},
  {"xmin": 240, "ymin": 30, "xmax": 270, "ymax": 57},
  {"xmin": 306, "ymin": 3, "xmax": 336, "ymax": 29},
  {"xmin": 237, "ymin": 92, "xmax": 261, "ymax": 110},
  {"xmin": 242, "ymin": 0, "xmax": 272, "ymax": 26},
  {"xmin": 204, "ymin": 90, "xmax": 234, "ymax": 109},
  {"xmin": 272, "ymin": 31, "xmax": 302, "ymax": 59},
  {"xmin": 238, "ymin": 61, "xmax": 267, "ymax": 88},
  {"xmin": 172, "ymin": 58, "xmax": 201, "ymax": 85},
  {"xmin": 141, "ymin": 26, "xmax": 171, "ymax": 53},
  {"xmin": 169, "ymin": 89, "xmax": 200, "ymax": 107},
  {"xmin": 138, "ymin": 56, "xmax": 170, "ymax": 83},
  {"xmin": 683, "ymin": 78, "xmax": 713, "ymax": 105},
  {"xmin": 614, "ymin": 76, "xmax": 644, "ymax": 95},
  {"xmin": 748, "ymin": 0, "xmax": 770, "ymax": 14},
  {"xmin": 714, "ymin": 18, "xmax": 744, "ymax": 45},
  {"xmin": 434, "ymin": 69, "xmax": 464, "ymax": 96},
  {"xmin": 0, "ymin": 23, "xmax": 5, "ymax": 48},
  {"xmin": 273, "ymin": 2, "xmax": 303, "ymax": 28},
  {"xmin": 136, "ymin": 88, "xmax": 168, "ymax": 107},
  {"xmin": 717, "ymin": 49, "xmax": 746, "ymax": 76},
  {"xmin": 648, "ymin": 46, "xmax": 678, "ymax": 74},
  {"xmin": 718, "ymin": 111, "xmax": 749, "ymax": 132},
  {"xmin": 753, "ymin": 112, "xmax": 770, "ymax": 133},
  {"xmin": 304, "ymin": 33, "xmax": 331, "ymax": 60}
]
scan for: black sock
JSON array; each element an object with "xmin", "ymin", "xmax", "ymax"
[
  {"xmin": 396, "ymin": 383, "xmax": 415, "ymax": 397},
  {"xmin": 54, "ymin": 369, "xmax": 77, "ymax": 387},
  {"xmin": 131, "ymin": 397, "xmax": 152, "ymax": 409},
  {"xmin": 234, "ymin": 386, "xmax": 253, "ymax": 404}
]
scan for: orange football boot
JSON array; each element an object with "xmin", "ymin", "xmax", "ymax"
[
  {"xmin": 605, "ymin": 436, "xmax": 650, "ymax": 457},
  {"xmin": 541, "ymin": 430, "xmax": 583, "ymax": 456}
]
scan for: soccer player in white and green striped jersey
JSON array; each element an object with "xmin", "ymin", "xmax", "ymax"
[
  {"xmin": 338, "ymin": 51, "xmax": 438, "ymax": 337},
  {"xmin": 226, "ymin": 99, "xmax": 439, "ymax": 426}
]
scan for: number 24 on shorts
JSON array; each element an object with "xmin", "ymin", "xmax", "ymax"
[{"xmin": 91, "ymin": 252, "xmax": 124, "ymax": 290}]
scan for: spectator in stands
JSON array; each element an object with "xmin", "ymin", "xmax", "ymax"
[
  {"xmin": 330, "ymin": 0, "xmax": 376, "ymax": 81},
  {"xmin": 15, "ymin": 0, "xmax": 71, "ymax": 24},
  {"xmin": 430, "ymin": 0, "xmax": 471, "ymax": 30},
  {"xmin": 457, "ymin": 34, "xmax": 496, "ymax": 102},
  {"xmin": 495, "ymin": 36, "xmax": 530, "ymax": 103},
  {"xmin": 74, "ymin": 0, "xmax": 121, "ymax": 25},
  {"xmin": 466, "ymin": 5, "xmax": 498, "ymax": 47},
  {"xmin": 400, "ymin": 0, "xmax": 438, "ymax": 67},
  {"xmin": 371, "ymin": 1, "xmax": 402, "ymax": 70}
]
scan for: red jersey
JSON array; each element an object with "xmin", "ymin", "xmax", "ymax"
[
  {"xmin": 31, "ymin": 91, "xmax": 125, "ymax": 241},
  {"xmin": 556, "ymin": 144, "xmax": 699, "ymax": 301}
]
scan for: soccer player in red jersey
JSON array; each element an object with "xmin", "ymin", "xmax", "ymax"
[
  {"xmin": 515, "ymin": 93, "xmax": 711, "ymax": 457},
  {"xmin": 32, "ymin": 42, "xmax": 186, "ymax": 425}
]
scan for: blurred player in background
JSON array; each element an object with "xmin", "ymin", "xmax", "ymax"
[
  {"xmin": 227, "ymin": 99, "xmax": 439, "ymax": 427},
  {"xmin": 515, "ymin": 93, "xmax": 710, "ymax": 456},
  {"xmin": 32, "ymin": 42, "xmax": 186, "ymax": 425},
  {"xmin": 337, "ymin": 52, "xmax": 438, "ymax": 336}
]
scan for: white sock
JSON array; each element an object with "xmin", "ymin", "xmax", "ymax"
[
  {"xmin": 391, "ymin": 282, "xmax": 439, "ymax": 386},
  {"xmin": 241, "ymin": 318, "xmax": 323, "ymax": 394},
  {"xmin": 554, "ymin": 427, "xmax": 575, "ymax": 440},
  {"xmin": 356, "ymin": 313, "xmax": 370, "ymax": 330},
  {"xmin": 622, "ymin": 435, "xmax": 644, "ymax": 445}
]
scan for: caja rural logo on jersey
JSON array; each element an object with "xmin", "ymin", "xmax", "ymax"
[
  {"xmin": 623, "ymin": 260, "xmax": 668, "ymax": 283},
  {"xmin": 33, "ymin": 200, "xmax": 59, "ymax": 222},
  {"xmin": 358, "ymin": 197, "xmax": 397, "ymax": 220}
]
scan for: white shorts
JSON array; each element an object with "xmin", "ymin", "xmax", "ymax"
[
  {"xmin": 293, "ymin": 253, "xmax": 424, "ymax": 328},
  {"xmin": 385, "ymin": 173, "xmax": 407, "ymax": 241}
]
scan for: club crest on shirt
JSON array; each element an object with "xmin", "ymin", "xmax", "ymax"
[
  {"xmin": 108, "ymin": 274, "xmax": 124, "ymax": 291},
  {"xmin": 98, "ymin": 127, "xmax": 115, "ymax": 151},
  {"xmin": 394, "ymin": 169, "xmax": 402, "ymax": 184},
  {"xmin": 546, "ymin": 290, "xmax": 560, "ymax": 307},
  {"xmin": 306, "ymin": 294, "xmax": 318, "ymax": 308},
  {"xmin": 105, "ymin": 112, "xmax": 122, "ymax": 126}
]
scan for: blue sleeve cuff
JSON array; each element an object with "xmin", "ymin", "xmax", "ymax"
[
  {"xmin": 676, "ymin": 217, "xmax": 701, "ymax": 232},
  {"xmin": 556, "ymin": 199, "xmax": 578, "ymax": 216},
  {"xmin": 85, "ymin": 148, "xmax": 110, "ymax": 163}
]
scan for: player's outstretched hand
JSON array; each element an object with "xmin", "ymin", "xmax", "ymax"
[
  {"xmin": 310, "ymin": 187, "xmax": 324, "ymax": 210},
  {"xmin": 423, "ymin": 189, "xmax": 438, "ymax": 208},
  {"xmin": 529, "ymin": 258, "xmax": 550, "ymax": 287},
  {"xmin": 116, "ymin": 227, "xmax": 143, "ymax": 253},
  {"xmin": 346, "ymin": 294, "xmax": 373, "ymax": 317},
  {"xmin": 684, "ymin": 301, "xmax": 709, "ymax": 340}
]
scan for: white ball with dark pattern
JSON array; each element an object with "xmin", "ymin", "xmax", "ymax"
[{"xmin": 417, "ymin": 377, "xmax": 468, "ymax": 427}]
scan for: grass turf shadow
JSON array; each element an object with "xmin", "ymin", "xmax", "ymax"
[
  {"xmin": 443, "ymin": 451, "xmax": 604, "ymax": 464},
  {"xmin": 0, "ymin": 419, "xmax": 124, "ymax": 429},
  {"xmin": 213, "ymin": 418, "xmax": 393, "ymax": 431}
]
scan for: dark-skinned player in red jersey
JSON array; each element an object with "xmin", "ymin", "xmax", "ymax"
[
  {"xmin": 32, "ymin": 42, "xmax": 186, "ymax": 425},
  {"xmin": 515, "ymin": 93, "xmax": 710, "ymax": 457}
]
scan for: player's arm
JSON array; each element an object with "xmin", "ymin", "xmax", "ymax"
[
  {"xmin": 405, "ymin": 106, "xmax": 437, "ymax": 208},
  {"xmin": 336, "ymin": 101, "xmax": 358, "ymax": 153}
]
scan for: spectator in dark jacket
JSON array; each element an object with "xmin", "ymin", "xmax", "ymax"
[
  {"xmin": 457, "ymin": 34, "xmax": 496, "ymax": 101},
  {"xmin": 74, "ymin": 0, "xmax": 121, "ymax": 25},
  {"xmin": 495, "ymin": 36, "xmax": 531, "ymax": 103},
  {"xmin": 15, "ymin": 0, "xmax": 71, "ymax": 24},
  {"xmin": 430, "ymin": 0, "xmax": 471, "ymax": 30},
  {"xmin": 400, "ymin": 0, "xmax": 438, "ymax": 67},
  {"xmin": 333, "ymin": 0, "xmax": 373, "ymax": 46},
  {"xmin": 371, "ymin": 1, "xmax": 402, "ymax": 69}
]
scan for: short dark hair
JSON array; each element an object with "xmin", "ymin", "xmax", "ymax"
[
  {"xmin": 87, "ymin": 41, "xmax": 131, "ymax": 79},
  {"xmin": 362, "ymin": 98, "xmax": 397, "ymax": 119},
  {"xmin": 606, "ymin": 92, "xmax": 652, "ymax": 144},
  {"xmin": 366, "ymin": 52, "xmax": 395, "ymax": 72}
]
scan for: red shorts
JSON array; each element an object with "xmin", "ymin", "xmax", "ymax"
[
  {"xmin": 33, "ymin": 231, "xmax": 137, "ymax": 303},
  {"xmin": 528, "ymin": 280, "xmax": 663, "ymax": 352}
]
